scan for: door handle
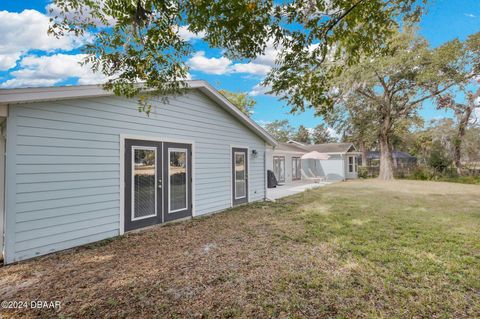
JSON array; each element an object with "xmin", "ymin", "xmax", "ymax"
[{"xmin": 158, "ymin": 179, "xmax": 162, "ymax": 188}]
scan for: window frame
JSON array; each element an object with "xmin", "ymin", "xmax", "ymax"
[
  {"xmin": 167, "ymin": 147, "xmax": 189, "ymax": 214},
  {"xmin": 131, "ymin": 146, "xmax": 158, "ymax": 221},
  {"xmin": 292, "ymin": 157, "xmax": 302, "ymax": 180},
  {"xmin": 234, "ymin": 151, "xmax": 247, "ymax": 200}
]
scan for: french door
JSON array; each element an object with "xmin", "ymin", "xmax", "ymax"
[
  {"xmin": 124, "ymin": 139, "xmax": 192, "ymax": 231},
  {"xmin": 232, "ymin": 148, "xmax": 248, "ymax": 206},
  {"xmin": 292, "ymin": 157, "xmax": 301, "ymax": 180},
  {"xmin": 273, "ymin": 156, "xmax": 285, "ymax": 183}
]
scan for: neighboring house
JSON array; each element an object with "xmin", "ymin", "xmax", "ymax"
[
  {"xmin": 266, "ymin": 142, "xmax": 306, "ymax": 184},
  {"xmin": 266, "ymin": 142, "xmax": 360, "ymax": 183},
  {"xmin": 367, "ymin": 151, "xmax": 417, "ymax": 168},
  {"xmin": 0, "ymin": 80, "xmax": 277, "ymax": 264}
]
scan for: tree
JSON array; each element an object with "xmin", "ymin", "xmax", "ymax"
[
  {"xmin": 311, "ymin": 124, "xmax": 336, "ymax": 145},
  {"xmin": 263, "ymin": 120, "xmax": 293, "ymax": 142},
  {"xmin": 427, "ymin": 141, "xmax": 452, "ymax": 174},
  {"xmin": 49, "ymin": 0, "xmax": 426, "ymax": 111},
  {"xmin": 324, "ymin": 93, "xmax": 376, "ymax": 165},
  {"xmin": 218, "ymin": 90, "xmax": 255, "ymax": 116},
  {"xmin": 274, "ymin": 28, "xmax": 474, "ymax": 180},
  {"xmin": 293, "ymin": 125, "xmax": 311, "ymax": 144},
  {"xmin": 434, "ymin": 33, "xmax": 480, "ymax": 175}
]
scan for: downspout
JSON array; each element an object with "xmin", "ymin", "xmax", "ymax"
[{"xmin": 264, "ymin": 142, "xmax": 267, "ymax": 200}]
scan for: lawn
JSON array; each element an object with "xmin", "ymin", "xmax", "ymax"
[{"xmin": 1, "ymin": 180, "xmax": 479, "ymax": 318}]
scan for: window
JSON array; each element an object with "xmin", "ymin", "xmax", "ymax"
[
  {"xmin": 132, "ymin": 147, "xmax": 157, "ymax": 220},
  {"xmin": 168, "ymin": 149, "xmax": 188, "ymax": 213},
  {"xmin": 348, "ymin": 156, "xmax": 357, "ymax": 173},
  {"xmin": 234, "ymin": 152, "xmax": 247, "ymax": 199},
  {"xmin": 273, "ymin": 156, "xmax": 285, "ymax": 183},
  {"xmin": 292, "ymin": 157, "xmax": 301, "ymax": 180}
]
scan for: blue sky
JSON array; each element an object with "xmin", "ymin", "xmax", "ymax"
[{"xmin": 1, "ymin": 0, "xmax": 479, "ymax": 130}]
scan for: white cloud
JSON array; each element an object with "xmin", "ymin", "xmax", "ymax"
[
  {"xmin": 0, "ymin": 53, "xmax": 20, "ymax": 71},
  {"xmin": 249, "ymin": 83, "xmax": 271, "ymax": 96},
  {"xmin": 187, "ymin": 51, "xmax": 232, "ymax": 75},
  {"xmin": 465, "ymin": 13, "xmax": 477, "ymax": 18},
  {"xmin": 253, "ymin": 39, "xmax": 280, "ymax": 67},
  {"xmin": 0, "ymin": 54, "xmax": 107, "ymax": 88},
  {"xmin": 232, "ymin": 63, "xmax": 271, "ymax": 76},
  {"xmin": 0, "ymin": 9, "xmax": 88, "ymax": 71},
  {"xmin": 177, "ymin": 26, "xmax": 205, "ymax": 42},
  {"xmin": 187, "ymin": 51, "xmax": 273, "ymax": 76}
]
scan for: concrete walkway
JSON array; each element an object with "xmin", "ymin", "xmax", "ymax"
[{"xmin": 266, "ymin": 181, "xmax": 335, "ymax": 200}]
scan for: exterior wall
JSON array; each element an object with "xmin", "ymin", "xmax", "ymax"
[
  {"xmin": 270, "ymin": 151, "xmax": 304, "ymax": 184},
  {"xmin": 4, "ymin": 90, "xmax": 267, "ymax": 263},
  {"xmin": 345, "ymin": 154, "xmax": 359, "ymax": 179}
]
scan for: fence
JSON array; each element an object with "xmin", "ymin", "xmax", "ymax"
[{"xmin": 363, "ymin": 165, "xmax": 480, "ymax": 178}]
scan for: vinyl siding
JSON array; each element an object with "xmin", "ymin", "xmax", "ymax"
[
  {"xmin": 5, "ymin": 90, "xmax": 266, "ymax": 263},
  {"xmin": 269, "ymin": 150, "xmax": 304, "ymax": 184}
]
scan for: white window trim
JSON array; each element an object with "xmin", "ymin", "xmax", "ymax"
[
  {"xmin": 168, "ymin": 148, "xmax": 189, "ymax": 214},
  {"xmin": 234, "ymin": 151, "xmax": 247, "ymax": 200},
  {"xmin": 131, "ymin": 146, "xmax": 157, "ymax": 221},
  {"xmin": 348, "ymin": 155, "xmax": 357, "ymax": 173}
]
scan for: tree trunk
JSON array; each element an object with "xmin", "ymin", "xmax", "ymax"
[
  {"xmin": 358, "ymin": 139, "xmax": 367, "ymax": 167},
  {"xmin": 379, "ymin": 133, "xmax": 394, "ymax": 180},
  {"xmin": 454, "ymin": 107, "xmax": 473, "ymax": 176}
]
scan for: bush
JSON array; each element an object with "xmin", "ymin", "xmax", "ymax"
[
  {"xmin": 427, "ymin": 141, "xmax": 452, "ymax": 173},
  {"xmin": 411, "ymin": 166, "xmax": 433, "ymax": 180},
  {"xmin": 357, "ymin": 166, "xmax": 369, "ymax": 179}
]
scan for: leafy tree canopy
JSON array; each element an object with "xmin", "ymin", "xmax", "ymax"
[
  {"xmin": 218, "ymin": 90, "xmax": 255, "ymax": 116},
  {"xmin": 311, "ymin": 124, "xmax": 336, "ymax": 144},
  {"xmin": 263, "ymin": 119, "xmax": 293, "ymax": 142},
  {"xmin": 293, "ymin": 125, "xmax": 311, "ymax": 144},
  {"xmin": 49, "ymin": 0, "xmax": 427, "ymax": 111},
  {"xmin": 313, "ymin": 28, "xmax": 478, "ymax": 180}
]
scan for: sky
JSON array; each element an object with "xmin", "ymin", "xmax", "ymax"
[{"xmin": 0, "ymin": 0, "xmax": 479, "ymax": 130}]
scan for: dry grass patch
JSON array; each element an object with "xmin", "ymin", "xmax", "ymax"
[{"xmin": 1, "ymin": 180, "xmax": 479, "ymax": 318}]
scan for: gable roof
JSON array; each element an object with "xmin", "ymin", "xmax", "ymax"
[
  {"xmin": 275, "ymin": 142, "xmax": 309, "ymax": 153},
  {"xmin": 0, "ymin": 80, "xmax": 277, "ymax": 146},
  {"xmin": 301, "ymin": 143, "xmax": 357, "ymax": 154}
]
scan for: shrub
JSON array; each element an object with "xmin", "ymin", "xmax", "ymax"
[
  {"xmin": 427, "ymin": 141, "xmax": 452, "ymax": 173},
  {"xmin": 411, "ymin": 166, "xmax": 433, "ymax": 180},
  {"xmin": 357, "ymin": 166, "xmax": 369, "ymax": 178}
]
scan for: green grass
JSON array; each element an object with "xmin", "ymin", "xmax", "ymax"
[
  {"xmin": 277, "ymin": 181, "xmax": 479, "ymax": 318},
  {"xmin": 1, "ymin": 180, "xmax": 479, "ymax": 318}
]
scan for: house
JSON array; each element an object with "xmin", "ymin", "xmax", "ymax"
[
  {"xmin": 0, "ymin": 80, "xmax": 277, "ymax": 264},
  {"xmin": 266, "ymin": 142, "xmax": 360, "ymax": 183},
  {"xmin": 367, "ymin": 151, "xmax": 417, "ymax": 168}
]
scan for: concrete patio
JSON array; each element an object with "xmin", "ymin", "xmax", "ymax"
[{"xmin": 266, "ymin": 180, "xmax": 335, "ymax": 200}]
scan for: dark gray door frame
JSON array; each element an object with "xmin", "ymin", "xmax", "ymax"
[
  {"xmin": 232, "ymin": 147, "xmax": 248, "ymax": 206},
  {"xmin": 124, "ymin": 139, "xmax": 163, "ymax": 232},
  {"xmin": 163, "ymin": 142, "xmax": 193, "ymax": 222},
  {"xmin": 124, "ymin": 139, "xmax": 193, "ymax": 231}
]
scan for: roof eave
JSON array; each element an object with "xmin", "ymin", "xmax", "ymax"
[{"xmin": 0, "ymin": 80, "xmax": 278, "ymax": 146}]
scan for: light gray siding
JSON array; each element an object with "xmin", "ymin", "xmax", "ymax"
[
  {"xmin": 5, "ymin": 90, "xmax": 266, "ymax": 263},
  {"xmin": 268, "ymin": 150, "xmax": 303, "ymax": 184}
]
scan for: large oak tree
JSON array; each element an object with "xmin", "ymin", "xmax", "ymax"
[{"xmin": 289, "ymin": 29, "xmax": 474, "ymax": 180}]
